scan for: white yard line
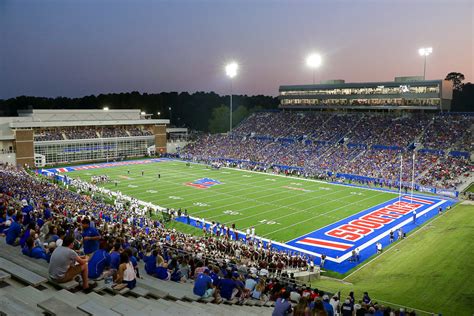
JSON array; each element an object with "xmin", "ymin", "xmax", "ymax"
[
  {"xmin": 203, "ymin": 184, "xmax": 352, "ymax": 219},
  {"xmin": 258, "ymin": 191, "xmax": 389, "ymax": 238}
]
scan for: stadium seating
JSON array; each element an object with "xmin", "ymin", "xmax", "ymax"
[
  {"xmin": 183, "ymin": 111, "xmax": 473, "ymax": 191},
  {"xmin": 33, "ymin": 126, "xmax": 153, "ymax": 141}
]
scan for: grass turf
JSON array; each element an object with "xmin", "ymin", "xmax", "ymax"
[
  {"xmin": 465, "ymin": 183, "xmax": 474, "ymax": 193},
  {"xmin": 309, "ymin": 203, "xmax": 474, "ymax": 315},
  {"xmin": 67, "ymin": 159, "xmax": 396, "ymax": 242}
]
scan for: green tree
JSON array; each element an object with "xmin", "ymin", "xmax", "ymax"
[
  {"xmin": 232, "ymin": 105, "xmax": 249, "ymax": 128},
  {"xmin": 208, "ymin": 105, "xmax": 230, "ymax": 133},
  {"xmin": 208, "ymin": 105, "xmax": 251, "ymax": 133},
  {"xmin": 445, "ymin": 72, "xmax": 465, "ymax": 90}
]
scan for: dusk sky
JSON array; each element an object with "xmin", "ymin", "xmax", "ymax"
[{"xmin": 0, "ymin": 0, "xmax": 472, "ymax": 99}]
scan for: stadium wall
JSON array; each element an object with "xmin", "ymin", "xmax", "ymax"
[
  {"xmin": 14, "ymin": 129, "xmax": 34, "ymax": 167},
  {"xmin": 154, "ymin": 125, "xmax": 167, "ymax": 154}
]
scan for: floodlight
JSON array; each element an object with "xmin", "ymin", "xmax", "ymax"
[
  {"xmin": 418, "ymin": 47, "xmax": 433, "ymax": 56},
  {"xmin": 225, "ymin": 62, "xmax": 238, "ymax": 78},
  {"xmin": 103, "ymin": 107, "xmax": 109, "ymax": 111},
  {"xmin": 141, "ymin": 111, "xmax": 146, "ymax": 115},
  {"xmin": 306, "ymin": 53, "xmax": 322, "ymax": 69}
]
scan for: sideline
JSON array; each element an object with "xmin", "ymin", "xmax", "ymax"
[{"xmin": 172, "ymin": 158, "xmax": 456, "ymax": 201}]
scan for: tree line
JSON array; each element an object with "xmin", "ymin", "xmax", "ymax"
[{"xmin": 0, "ymin": 92, "xmax": 279, "ymax": 132}]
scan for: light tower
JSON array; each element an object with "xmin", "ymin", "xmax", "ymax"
[
  {"xmin": 306, "ymin": 53, "xmax": 322, "ymax": 84},
  {"xmin": 225, "ymin": 62, "xmax": 238, "ymax": 132},
  {"xmin": 418, "ymin": 47, "xmax": 433, "ymax": 80}
]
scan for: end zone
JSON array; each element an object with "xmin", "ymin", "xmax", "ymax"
[{"xmin": 285, "ymin": 194, "xmax": 456, "ymax": 273}]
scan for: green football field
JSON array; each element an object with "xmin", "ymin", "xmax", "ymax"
[{"xmin": 66, "ymin": 159, "xmax": 397, "ymax": 242}]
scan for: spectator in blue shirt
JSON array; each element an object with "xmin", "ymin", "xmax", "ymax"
[
  {"xmin": 209, "ymin": 265, "xmax": 221, "ymax": 286},
  {"xmin": 88, "ymin": 239, "xmax": 111, "ymax": 279},
  {"xmin": 322, "ymin": 294, "xmax": 335, "ymax": 316},
  {"xmin": 43, "ymin": 204, "xmax": 52, "ymax": 220},
  {"xmin": 21, "ymin": 200, "xmax": 33, "ymax": 226},
  {"xmin": 155, "ymin": 261, "xmax": 170, "ymax": 280},
  {"xmin": 219, "ymin": 271, "xmax": 237, "ymax": 300},
  {"xmin": 109, "ymin": 243, "xmax": 121, "ymax": 270},
  {"xmin": 143, "ymin": 250, "xmax": 157, "ymax": 275},
  {"xmin": 22, "ymin": 236, "xmax": 48, "ymax": 261},
  {"xmin": 193, "ymin": 268, "xmax": 215, "ymax": 298},
  {"xmin": 272, "ymin": 291, "xmax": 292, "ymax": 316},
  {"xmin": 362, "ymin": 291, "xmax": 372, "ymax": 304},
  {"xmin": 19, "ymin": 222, "xmax": 35, "ymax": 248},
  {"xmin": 6, "ymin": 213, "xmax": 22, "ymax": 246},
  {"xmin": 81, "ymin": 217, "xmax": 100, "ymax": 255}
]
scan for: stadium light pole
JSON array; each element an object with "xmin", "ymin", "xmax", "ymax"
[
  {"xmin": 168, "ymin": 106, "xmax": 172, "ymax": 125},
  {"xmin": 306, "ymin": 53, "xmax": 322, "ymax": 84},
  {"xmin": 418, "ymin": 47, "xmax": 432, "ymax": 80},
  {"xmin": 225, "ymin": 62, "xmax": 238, "ymax": 133}
]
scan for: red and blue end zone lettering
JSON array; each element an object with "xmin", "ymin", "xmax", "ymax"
[
  {"xmin": 185, "ymin": 178, "xmax": 222, "ymax": 189},
  {"xmin": 286, "ymin": 194, "xmax": 456, "ymax": 273}
]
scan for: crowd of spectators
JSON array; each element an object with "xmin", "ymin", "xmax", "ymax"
[
  {"xmin": 33, "ymin": 126, "xmax": 154, "ymax": 141},
  {"xmin": 128, "ymin": 127, "xmax": 153, "ymax": 136},
  {"xmin": 0, "ymin": 163, "xmax": 313, "ymax": 294},
  {"xmin": 183, "ymin": 112, "xmax": 473, "ymax": 190},
  {"xmin": 420, "ymin": 114, "xmax": 473, "ymax": 152},
  {"xmin": 100, "ymin": 126, "xmax": 129, "ymax": 138},
  {"xmin": 34, "ymin": 128, "xmax": 65, "ymax": 141},
  {"xmin": 63, "ymin": 127, "xmax": 99, "ymax": 140}
]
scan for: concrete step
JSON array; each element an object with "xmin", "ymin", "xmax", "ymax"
[
  {"xmin": 37, "ymin": 297, "xmax": 87, "ymax": 316},
  {"xmin": 0, "ymin": 293, "xmax": 43, "ymax": 315}
]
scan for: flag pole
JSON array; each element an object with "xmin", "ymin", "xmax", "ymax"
[
  {"xmin": 399, "ymin": 152, "xmax": 403, "ymax": 204},
  {"xmin": 410, "ymin": 151, "xmax": 416, "ymax": 203}
]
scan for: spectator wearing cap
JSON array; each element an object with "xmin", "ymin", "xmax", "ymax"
[
  {"xmin": 245, "ymin": 273, "xmax": 258, "ymax": 292},
  {"xmin": 21, "ymin": 199, "xmax": 33, "ymax": 226},
  {"xmin": 81, "ymin": 217, "xmax": 100, "ymax": 256},
  {"xmin": 193, "ymin": 268, "xmax": 216, "ymax": 299},
  {"xmin": 322, "ymin": 294, "xmax": 335, "ymax": 316},
  {"xmin": 341, "ymin": 297, "xmax": 354, "ymax": 316}
]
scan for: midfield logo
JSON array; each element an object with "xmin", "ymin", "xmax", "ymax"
[{"xmin": 185, "ymin": 178, "xmax": 222, "ymax": 189}]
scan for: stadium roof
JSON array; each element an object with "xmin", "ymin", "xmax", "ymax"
[{"xmin": 279, "ymin": 79, "xmax": 443, "ymax": 91}]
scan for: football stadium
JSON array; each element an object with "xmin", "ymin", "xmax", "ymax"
[{"xmin": 1, "ymin": 1, "xmax": 473, "ymax": 316}]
